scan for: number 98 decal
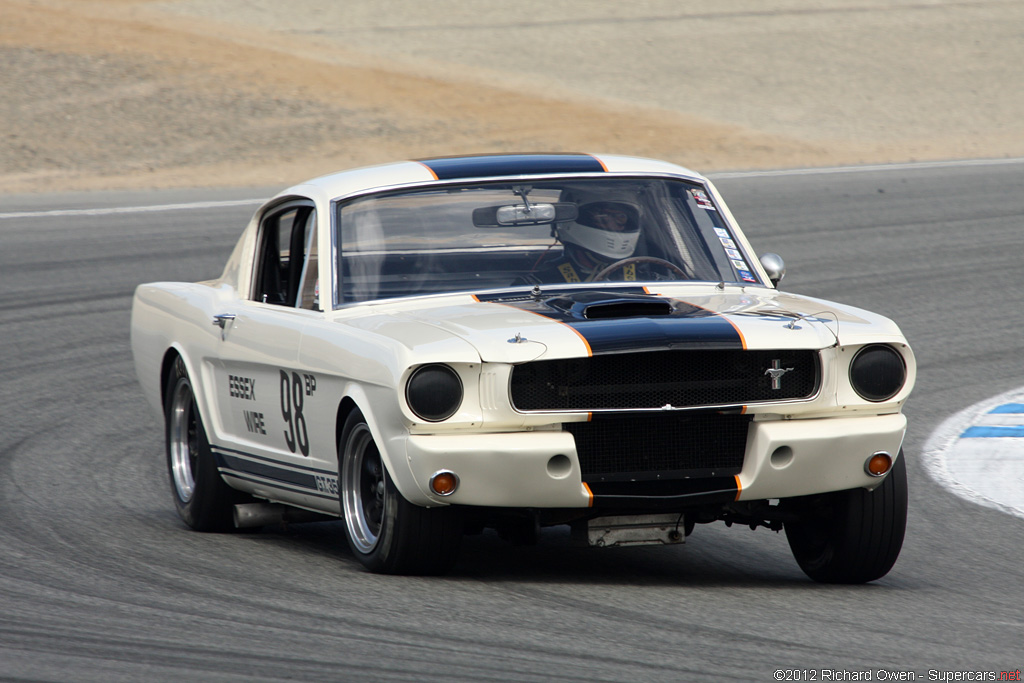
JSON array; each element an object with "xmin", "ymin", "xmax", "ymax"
[{"xmin": 279, "ymin": 369, "xmax": 315, "ymax": 456}]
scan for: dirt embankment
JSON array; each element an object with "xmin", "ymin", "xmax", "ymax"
[{"xmin": 2, "ymin": 0, "xmax": 1021, "ymax": 194}]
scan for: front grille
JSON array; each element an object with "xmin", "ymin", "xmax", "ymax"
[
  {"xmin": 511, "ymin": 349, "xmax": 819, "ymax": 411},
  {"xmin": 567, "ymin": 412, "xmax": 750, "ymax": 481}
]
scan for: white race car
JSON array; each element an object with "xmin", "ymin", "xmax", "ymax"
[{"xmin": 131, "ymin": 154, "xmax": 915, "ymax": 582}]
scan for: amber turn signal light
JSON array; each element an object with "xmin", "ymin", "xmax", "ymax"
[
  {"xmin": 864, "ymin": 452, "xmax": 893, "ymax": 477},
  {"xmin": 429, "ymin": 470, "xmax": 459, "ymax": 496}
]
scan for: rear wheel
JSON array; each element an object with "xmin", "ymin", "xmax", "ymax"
[
  {"xmin": 165, "ymin": 356, "xmax": 240, "ymax": 532},
  {"xmin": 339, "ymin": 409, "xmax": 463, "ymax": 574},
  {"xmin": 783, "ymin": 451, "xmax": 908, "ymax": 583}
]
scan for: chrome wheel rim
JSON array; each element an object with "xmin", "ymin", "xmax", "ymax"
[
  {"xmin": 341, "ymin": 423, "xmax": 386, "ymax": 554},
  {"xmin": 169, "ymin": 380, "xmax": 198, "ymax": 503}
]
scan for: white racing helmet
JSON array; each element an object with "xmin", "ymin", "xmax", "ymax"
[{"xmin": 557, "ymin": 191, "xmax": 642, "ymax": 261}]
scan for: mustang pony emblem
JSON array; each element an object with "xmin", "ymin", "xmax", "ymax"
[{"xmin": 765, "ymin": 359, "xmax": 795, "ymax": 390}]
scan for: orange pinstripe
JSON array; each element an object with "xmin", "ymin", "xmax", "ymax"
[
  {"xmin": 413, "ymin": 160, "xmax": 439, "ymax": 180},
  {"xmin": 586, "ymin": 154, "xmax": 609, "ymax": 172},
  {"xmin": 582, "ymin": 482, "xmax": 594, "ymax": 507},
  {"xmin": 487, "ymin": 301, "xmax": 593, "ymax": 357}
]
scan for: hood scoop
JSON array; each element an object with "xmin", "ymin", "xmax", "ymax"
[
  {"xmin": 582, "ymin": 300, "xmax": 673, "ymax": 319},
  {"xmin": 544, "ymin": 292, "xmax": 673, "ymax": 320}
]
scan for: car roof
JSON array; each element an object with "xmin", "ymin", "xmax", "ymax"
[{"xmin": 275, "ymin": 153, "xmax": 707, "ymax": 204}]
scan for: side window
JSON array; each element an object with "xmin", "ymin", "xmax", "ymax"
[
  {"xmin": 296, "ymin": 211, "xmax": 319, "ymax": 310},
  {"xmin": 253, "ymin": 204, "xmax": 318, "ymax": 309}
]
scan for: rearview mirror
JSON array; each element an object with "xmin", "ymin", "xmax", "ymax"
[{"xmin": 472, "ymin": 202, "xmax": 577, "ymax": 227}]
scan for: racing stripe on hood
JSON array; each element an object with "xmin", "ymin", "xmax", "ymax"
[
  {"xmin": 417, "ymin": 154, "xmax": 607, "ymax": 180},
  {"xmin": 475, "ymin": 290, "xmax": 744, "ymax": 354}
]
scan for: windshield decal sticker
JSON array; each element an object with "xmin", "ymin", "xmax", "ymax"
[{"xmin": 691, "ymin": 189, "xmax": 717, "ymax": 210}]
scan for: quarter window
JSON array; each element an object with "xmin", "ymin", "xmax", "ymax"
[{"xmin": 254, "ymin": 204, "xmax": 318, "ymax": 309}]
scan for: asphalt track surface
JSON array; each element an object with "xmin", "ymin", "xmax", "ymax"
[{"xmin": 2, "ymin": 162, "xmax": 1023, "ymax": 681}]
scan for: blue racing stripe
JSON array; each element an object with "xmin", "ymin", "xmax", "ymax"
[
  {"xmin": 566, "ymin": 315, "xmax": 742, "ymax": 353},
  {"xmin": 961, "ymin": 425, "xmax": 1024, "ymax": 438},
  {"xmin": 219, "ymin": 471, "xmax": 338, "ymax": 502},
  {"xmin": 418, "ymin": 154, "xmax": 606, "ymax": 180},
  {"xmin": 211, "ymin": 447, "xmax": 328, "ymax": 492},
  {"xmin": 211, "ymin": 445, "xmax": 336, "ymax": 474},
  {"xmin": 480, "ymin": 291, "xmax": 743, "ymax": 353}
]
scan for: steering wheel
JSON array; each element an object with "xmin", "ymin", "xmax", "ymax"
[{"xmin": 592, "ymin": 256, "xmax": 690, "ymax": 281}]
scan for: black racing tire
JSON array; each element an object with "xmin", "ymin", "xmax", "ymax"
[
  {"xmin": 783, "ymin": 451, "xmax": 908, "ymax": 584},
  {"xmin": 338, "ymin": 409, "xmax": 463, "ymax": 575},
  {"xmin": 164, "ymin": 356, "xmax": 241, "ymax": 532}
]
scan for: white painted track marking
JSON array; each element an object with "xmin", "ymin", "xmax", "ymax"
[
  {"xmin": 924, "ymin": 387, "xmax": 1024, "ymax": 521},
  {"xmin": 0, "ymin": 198, "xmax": 262, "ymax": 220},
  {"xmin": 708, "ymin": 156, "xmax": 1024, "ymax": 180}
]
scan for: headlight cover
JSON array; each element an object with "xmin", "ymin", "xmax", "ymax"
[
  {"xmin": 406, "ymin": 364, "xmax": 464, "ymax": 422},
  {"xmin": 849, "ymin": 344, "xmax": 906, "ymax": 402}
]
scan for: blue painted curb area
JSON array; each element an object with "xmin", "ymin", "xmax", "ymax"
[
  {"xmin": 925, "ymin": 389, "xmax": 1024, "ymax": 521},
  {"xmin": 962, "ymin": 426, "xmax": 1024, "ymax": 438},
  {"xmin": 961, "ymin": 404, "xmax": 1024, "ymax": 438}
]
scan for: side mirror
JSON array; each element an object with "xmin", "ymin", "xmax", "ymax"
[{"xmin": 759, "ymin": 253, "xmax": 786, "ymax": 287}]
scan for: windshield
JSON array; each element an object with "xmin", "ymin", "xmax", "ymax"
[{"xmin": 335, "ymin": 177, "xmax": 761, "ymax": 304}]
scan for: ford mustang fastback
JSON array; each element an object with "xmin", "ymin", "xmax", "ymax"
[{"xmin": 131, "ymin": 153, "xmax": 915, "ymax": 582}]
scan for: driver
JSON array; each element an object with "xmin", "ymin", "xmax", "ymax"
[{"xmin": 531, "ymin": 198, "xmax": 643, "ymax": 283}]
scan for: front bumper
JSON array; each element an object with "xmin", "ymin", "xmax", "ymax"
[{"xmin": 397, "ymin": 413, "xmax": 907, "ymax": 508}]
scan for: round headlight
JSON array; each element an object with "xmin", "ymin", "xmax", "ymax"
[
  {"xmin": 849, "ymin": 344, "xmax": 906, "ymax": 402},
  {"xmin": 406, "ymin": 364, "xmax": 463, "ymax": 422}
]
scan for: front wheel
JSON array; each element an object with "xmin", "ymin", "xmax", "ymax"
[
  {"xmin": 339, "ymin": 409, "xmax": 463, "ymax": 575},
  {"xmin": 783, "ymin": 451, "xmax": 908, "ymax": 583}
]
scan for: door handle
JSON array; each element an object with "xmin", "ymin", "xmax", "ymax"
[{"xmin": 212, "ymin": 313, "xmax": 237, "ymax": 329}]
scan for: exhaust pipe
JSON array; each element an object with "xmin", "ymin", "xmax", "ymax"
[{"xmin": 233, "ymin": 502, "xmax": 334, "ymax": 529}]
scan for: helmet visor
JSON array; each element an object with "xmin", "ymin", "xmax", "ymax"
[{"xmin": 576, "ymin": 202, "xmax": 639, "ymax": 233}]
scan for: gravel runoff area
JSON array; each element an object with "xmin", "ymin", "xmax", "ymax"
[{"xmin": 2, "ymin": 0, "xmax": 1023, "ymax": 193}]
